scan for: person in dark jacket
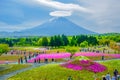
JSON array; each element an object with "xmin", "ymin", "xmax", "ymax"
[
  {"xmin": 114, "ymin": 69, "xmax": 118, "ymax": 77},
  {"xmin": 68, "ymin": 76, "xmax": 73, "ymax": 80}
]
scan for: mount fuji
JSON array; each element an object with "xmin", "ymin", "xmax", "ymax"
[{"xmin": 0, "ymin": 17, "xmax": 96, "ymax": 37}]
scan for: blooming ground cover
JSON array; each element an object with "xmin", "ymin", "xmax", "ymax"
[
  {"xmin": 27, "ymin": 53, "xmax": 71, "ymax": 63},
  {"xmin": 8, "ymin": 60, "xmax": 120, "ymax": 80},
  {"xmin": 27, "ymin": 52, "xmax": 120, "ymax": 63},
  {"xmin": 61, "ymin": 60, "xmax": 106, "ymax": 73},
  {"xmin": 73, "ymin": 52, "xmax": 120, "ymax": 60}
]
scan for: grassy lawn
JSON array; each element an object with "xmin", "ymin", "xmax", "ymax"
[
  {"xmin": 46, "ymin": 49, "xmax": 66, "ymax": 53},
  {"xmin": 8, "ymin": 60, "xmax": 120, "ymax": 80},
  {"xmin": 0, "ymin": 64, "xmax": 31, "ymax": 76},
  {"xmin": 0, "ymin": 55, "xmax": 23, "ymax": 61},
  {"xmin": 12, "ymin": 47, "xmax": 39, "ymax": 50}
]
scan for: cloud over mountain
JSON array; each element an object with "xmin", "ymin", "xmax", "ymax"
[{"xmin": 49, "ymin": 11, "xmax": 72, "ymax": 17}]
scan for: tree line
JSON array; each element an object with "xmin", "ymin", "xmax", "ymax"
[{"xmin": 0, "ymin": 34, "xmax": 119, "ymax": 48}]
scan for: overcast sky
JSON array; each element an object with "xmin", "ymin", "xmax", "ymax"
[{"xmin": 0, "ymin": 0, "xmax": 120, "ymax": 33}]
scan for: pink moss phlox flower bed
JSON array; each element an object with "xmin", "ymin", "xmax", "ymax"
[
  {"xmin": 73, "ymin": 52, "xmax": 120, "ymax": 58},
  {"xmin": 61, "ymin": 60, "xmax": 107, "ymax": 73},
  {"xmin": 28, "ymin": 53, "xmax": 71, "ymax": 63}
]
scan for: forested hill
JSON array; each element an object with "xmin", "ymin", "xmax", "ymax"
[{"xmin": 100, "ymin": 33, "xmax": 120, "ymax": 36}]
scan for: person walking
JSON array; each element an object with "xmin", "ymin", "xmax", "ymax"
[
  {"xmin": 34, "ymin": 59, "xmax": 36, "ymax": 63},
  {"xmin": 106, "ymin": 73, "xmax": 111, "ymax": 80},
  {"xmin": 102, "ymin": 55, "xmax": 105, "ymax": 60},
  {"xmin": 111, "ymin": 76, "xmax": 116, "ymax": 80},
  {"xmin": 18, "ymin": 58, "xmax": 20, "ymax": 64},
  {"xmin": 38, "ymin": 58, "xmax": 40, "ymax": 63},
  {"xmin": 20, "ymin": 57, "xmax": 23, "ymax": 64},
  {"xmin": 114, "ymin": 69, "xmax": 119, "ymax": 80},
  {"xmin": 24, "ymin": 56, "xmax": 27, "ymax": 63}
]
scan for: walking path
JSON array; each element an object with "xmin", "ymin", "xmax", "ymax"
[
  {"xmin": 0, "ymin": 63, "xmax": 46, "ymax": 80},
  {"xmin": 0, "ymin": 58, "xmax": 120, "ymax": 80}
]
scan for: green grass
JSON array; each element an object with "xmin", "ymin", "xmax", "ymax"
[
  {"xmin": 13, "ymin": 46, "xmax": 39, "ymax": 50},
  {"xmin": 8, "ymin": 60, "xmax": 120, "ymax": 80},
  {"xmin": 83, "ymin": 56, "xmax": 116, "ymax": 61},
  {"xmin": 0, "ymin": 64, "xmax": 30, "ymax": 76},
  {"xmin": 0, "ymin": 55, "xmax": 23, "ymax": 61},
  {"xmin": 46, "ymin": 49, "xmax": 66, "ymax": 53}
]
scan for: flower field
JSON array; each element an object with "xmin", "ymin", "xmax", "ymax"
[
  {"xmin": 73, "ymin": 52, "xmax": 120, "ymax": 60},
  {"xmin": 27, "ymin": 53, "xmax": 71, "ymax": 63},
  {"xmin": 8, "ymin": 59, "xmax": 120, "ymax": 80}
]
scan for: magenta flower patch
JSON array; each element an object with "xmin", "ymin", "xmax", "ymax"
[
  {"xmin": 27, "ymin": 53, "xmax": 71, "ymax": 63},
  {"xmin": 61, "ymin": 60, "xmax": 106, "ymax": 73},
  {"xmin": 73, "ymin": 52, "xmax": 120, "ymax": 58}
]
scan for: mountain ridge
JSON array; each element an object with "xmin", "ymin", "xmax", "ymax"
[{"xmin": 21, "ymin": 17, "xmax": 96, "ymax": 35}]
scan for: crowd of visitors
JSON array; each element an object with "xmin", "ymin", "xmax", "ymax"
[
  {"xmin": 67, "ymin": 69, "xmax": 120, "ymax": 80},
  {"xmin": 101, "ymin": 69, "xmax": 120, "ymax": 80}
]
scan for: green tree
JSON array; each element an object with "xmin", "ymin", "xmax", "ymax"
[
  {"xmin": 17, "ymin": 38, "xmax": 26, "ymax": 46},
  {"xmin": 56, "ymin": 35, "xmax": 63, "ymax": 47},
  {"xmin": 80, "ymin": 41, "xmax": 88, "ymax": 48},
  {"xmin": 87, "ymin": 36, "xmax": 98, "ymax": 46},
  {"xmin": 98, "ymin": 39, "xmax": 110, "ymax": 46},
  {"xmin": 49, "ymin": 37, "xmax": 55, "ymax": 47},
  {"xmin": 76, "ymin": 35, "xmax": 88, "ymax": 46},
  {"xmin": 41, "ymin": 37, "xmax": 48, "ymax": 47},
  {"xmin": 37, "ymin": 38, "xmax": 42, "ymax": 46},
  {"xmin": 70, "ymin": 36, "xmax": 77, "ymax": 46},
  {"xmin": 50, "ymin": 35, "xmax": 63, "ymax": 47},
  {"xmin": 61, "ymin": 34, "xmax": 69, "ymax": 46},
  {"xmin": 0, "ymin": 44, "xmax": 9, "ymax": 55}
]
